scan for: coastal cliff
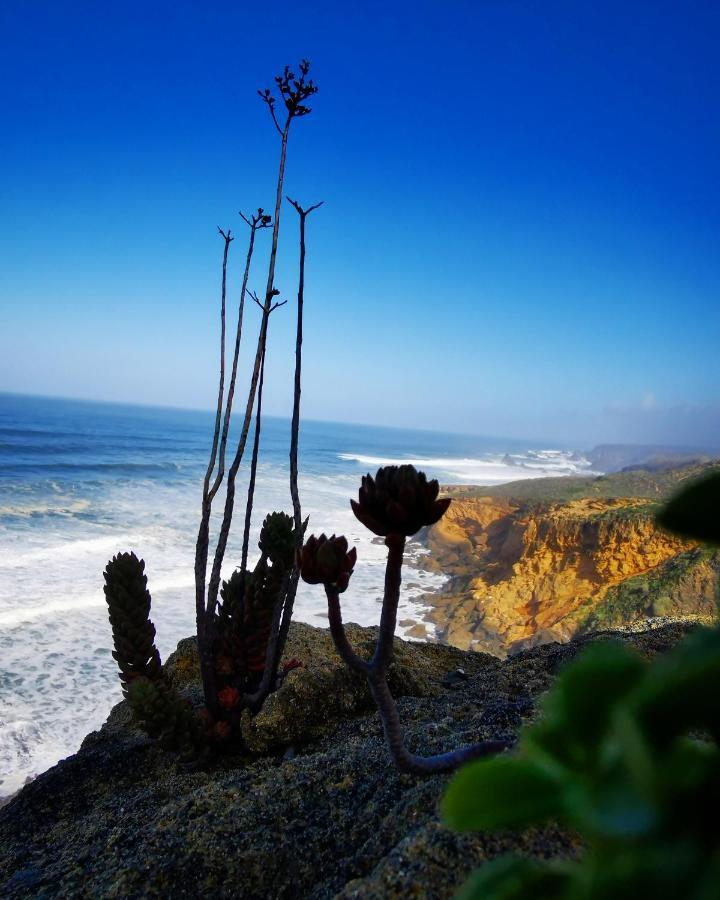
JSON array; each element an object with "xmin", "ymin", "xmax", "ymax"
[{"xmin": 415, "ymin": 463, "xmax": 720, "ymax": 655}]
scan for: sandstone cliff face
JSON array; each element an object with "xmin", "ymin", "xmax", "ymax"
[{"xmin": 419, "ymin": 496, "xmax": 719, "ymax": 655}]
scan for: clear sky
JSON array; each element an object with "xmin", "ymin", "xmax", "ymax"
[{"xmin": 1, "ymin": 1, "xmax": 718, "ymax": 446}]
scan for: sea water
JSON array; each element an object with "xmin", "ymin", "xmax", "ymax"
[{"xmin": 0, "ymin": 393, "xmax": 593, "ymax": 795}]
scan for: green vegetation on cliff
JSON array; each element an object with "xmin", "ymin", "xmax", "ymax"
[
  {"xmin": 573, "ymin": 547, "xmax": 720, "ymax": 633},
  {"xmin": 445, "ymin": 460, "xmax": 720, "ymax": 504}
]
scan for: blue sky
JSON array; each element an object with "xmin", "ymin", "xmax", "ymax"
[{"xmin": 1, "ymin": 0, "xmax": 718, "ymax": 445}]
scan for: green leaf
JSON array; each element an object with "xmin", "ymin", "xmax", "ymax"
[
  {"xmin": 581, "ymin": 841, "xmax": 711, "ymax": 900},
  {"xmin": 656, "ymin": 471, "xmax": 720, "ymax": 545},
  {"xmin": 652, "ymin": 738, "xmax": 720, "ymax": 838},
  {"xmin": 632, "ymin": 625, "xmax": 720, "ymax": 745},
  {"xmin": 442, "ymin": 756, "xmax": 561, "ymax": 831},
  {"xmin": 571, "ymin": 778, "xmax": 658, "ymax": 839},
  {"xmin": 527, "ymin": 642, "xmax": 646, "ymax": 769},
  {"xmin": 455, "ymin": 856, "xmax": 572, "ymax": 900}
]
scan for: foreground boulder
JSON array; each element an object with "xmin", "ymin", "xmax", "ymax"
[{"xmin": 0, "ymin": 621, "xmax": 696, "ymax": 898}]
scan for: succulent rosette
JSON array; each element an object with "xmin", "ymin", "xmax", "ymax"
[
  {"xmin": 350, "ymin": 465, "xmax": 451, "ymax": 537},
  {"xmin": 299, "ymin": 534, "xmax": 357, "ymax": 593}
]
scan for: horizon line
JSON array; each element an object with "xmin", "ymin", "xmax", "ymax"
[{"xmin": 2, "ymin": 390, "xmax": 718, "ymax": 456}]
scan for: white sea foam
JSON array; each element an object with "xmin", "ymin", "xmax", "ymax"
[
  {"xmin": 0, "ymin": 413, "xmax": 591, "ymax": 797},
  {"xmin": 338, "ymin": 449, "xmax": 594, "ymax": 484},
  {"xmin": 0, "ymin": 499, "xmax": 91, "ymax": 518},
  {"xmin": 0, "ymin": 533, "xmax": 143, "ymax": 570},
  {"xmin": 0, "ymin": 594, "xmax": 106, "ymax": 627},
  {"xmin": 0, "ymin": 466, "xmax": 449, "ymax": 795}
]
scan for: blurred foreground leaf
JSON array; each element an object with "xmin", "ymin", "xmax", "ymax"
[{"xmin": 656, "ymin": 471, "xmax": 720, "ymax": 545}]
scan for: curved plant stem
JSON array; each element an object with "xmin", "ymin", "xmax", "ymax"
[
  {"xmin": 367, "ymin": 668, "xmax": 511, "ymax": 774},
  {"xmin": 324, "ymin": 534, "xmax": 512, "ymax": 775},
  {"xmin": 326, "ymin": 587, "xmax": 371, "ymax": 675},
  {"xmin": 372, "ymin": 534, "xmax": 404, "ymax": 669},
  {"xmin": 203, "ymin": 229, "xmax": 232, "ymax": 503}
]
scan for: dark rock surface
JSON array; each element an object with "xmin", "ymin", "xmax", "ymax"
[{"xmin": 0, "ymin": 621, "xmax": 696, "ymax": 899}]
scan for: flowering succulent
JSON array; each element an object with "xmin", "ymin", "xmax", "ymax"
[
  {"xmin": 299, "ymin": 534, "xmax": 357, "ymax": 593},
  {"xmin": 350, "ymin": 465, "xmax": 451, "ymax": 537}
]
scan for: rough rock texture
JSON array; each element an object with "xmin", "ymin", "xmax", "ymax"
[
  {"xmin": 417, "ymin": 495, "xmax": 719, "ymax": 654},
  {"xmin": 0, "ymin": 620, "xmax": 698, "ymax": 899}
]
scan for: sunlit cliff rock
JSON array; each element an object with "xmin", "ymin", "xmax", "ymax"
[{"xmin": 416, "ymin": 465, "xmax": 720, "ymax": 655}]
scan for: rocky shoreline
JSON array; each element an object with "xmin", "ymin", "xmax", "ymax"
[{"xmin": 0, "ymin": 619, "xmax": 699, "ymax": 898}]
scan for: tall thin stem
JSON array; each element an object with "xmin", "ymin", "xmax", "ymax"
[
  {"xmin": 269, "ymin": 199, "xmax": 323, "ymax": 687},
  {"xmin": 203, "ymin": 228, "xmax": 232, "ymax": 502},
  {"xmin": 205, "ymin": 121, "xmax": 290, "ymax": 623},
  {"xmin": 286, "ymin": 199, "xmax": 322, "ymax": 535},
  {"xmin": 241, "ymin": 346, "xmax": 266, "ymax": 572},
  {"xmin": 372, "ymin": 534, "xmax": 405, "ymax": 669},
  {"xmin": 194, "ymin": 222, "xmax": 263, "ymax": 710},
  {"xmin": 210, "ymin": 217, "xmax": 263, "ymax": 501},
  {"xmin": 289, "ymin": 208, "xmax": 303, "ymax": 533},
  {"xmin": 195, "ymin": 230, "xmax": 232, "ymax": 640}
]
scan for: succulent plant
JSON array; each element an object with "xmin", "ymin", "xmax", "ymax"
[
  {"xmin": 104, "ymin": 552, "xmax": 208, "ymax": 753},
  {"xmin": 103, "ymin": 552, "xmax": 163, "ymax": 697},
  {"xmin": 127, "ymin": 677, "xmax": 206, "ymax": 757},
  {"xmin": 298, "ymin": 534, "xmax": 357, "ymax": 593},
  {"xmin": 105, "ymin": 59, "xmax": 320, "ymax": 754},
  {"xmin": 656, "ymin": 470, "xmax": 720, "ymax": 546},
  {"xmin": 350, "ymin": 465, "xmax": 451, "ymax": 537},
  {"xmin": 443, "ymin": 628, "xmax": 720, "ymax": 899},
  {"xmin": 239, "ymin": 562, "xmax": 279, "ymax": 676},
  {"xmin": 259, "ymin": 511, "xmax": 296, "ymax": 569},
  {"xmin": 301, "ymin": 468, "xmax": 509, "ymax": 774}
]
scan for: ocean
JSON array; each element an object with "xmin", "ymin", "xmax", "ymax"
[{"xmin": 0, "ymin": 393, "xmax": 594, "ymax": 796}]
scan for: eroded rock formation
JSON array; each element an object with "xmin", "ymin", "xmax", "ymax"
[{"xmin": 418, "ymin": 495, "xmax": 719, "ymax": 654}]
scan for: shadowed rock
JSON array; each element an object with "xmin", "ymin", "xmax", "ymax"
[{"xmin": 0, "ymin": 620, "xmax": 698, "ymax": 899}]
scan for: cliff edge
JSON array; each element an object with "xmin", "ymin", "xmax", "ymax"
[{"xmin": 0, "ymin": 620, "xmax": 696, "ymax": 899}]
